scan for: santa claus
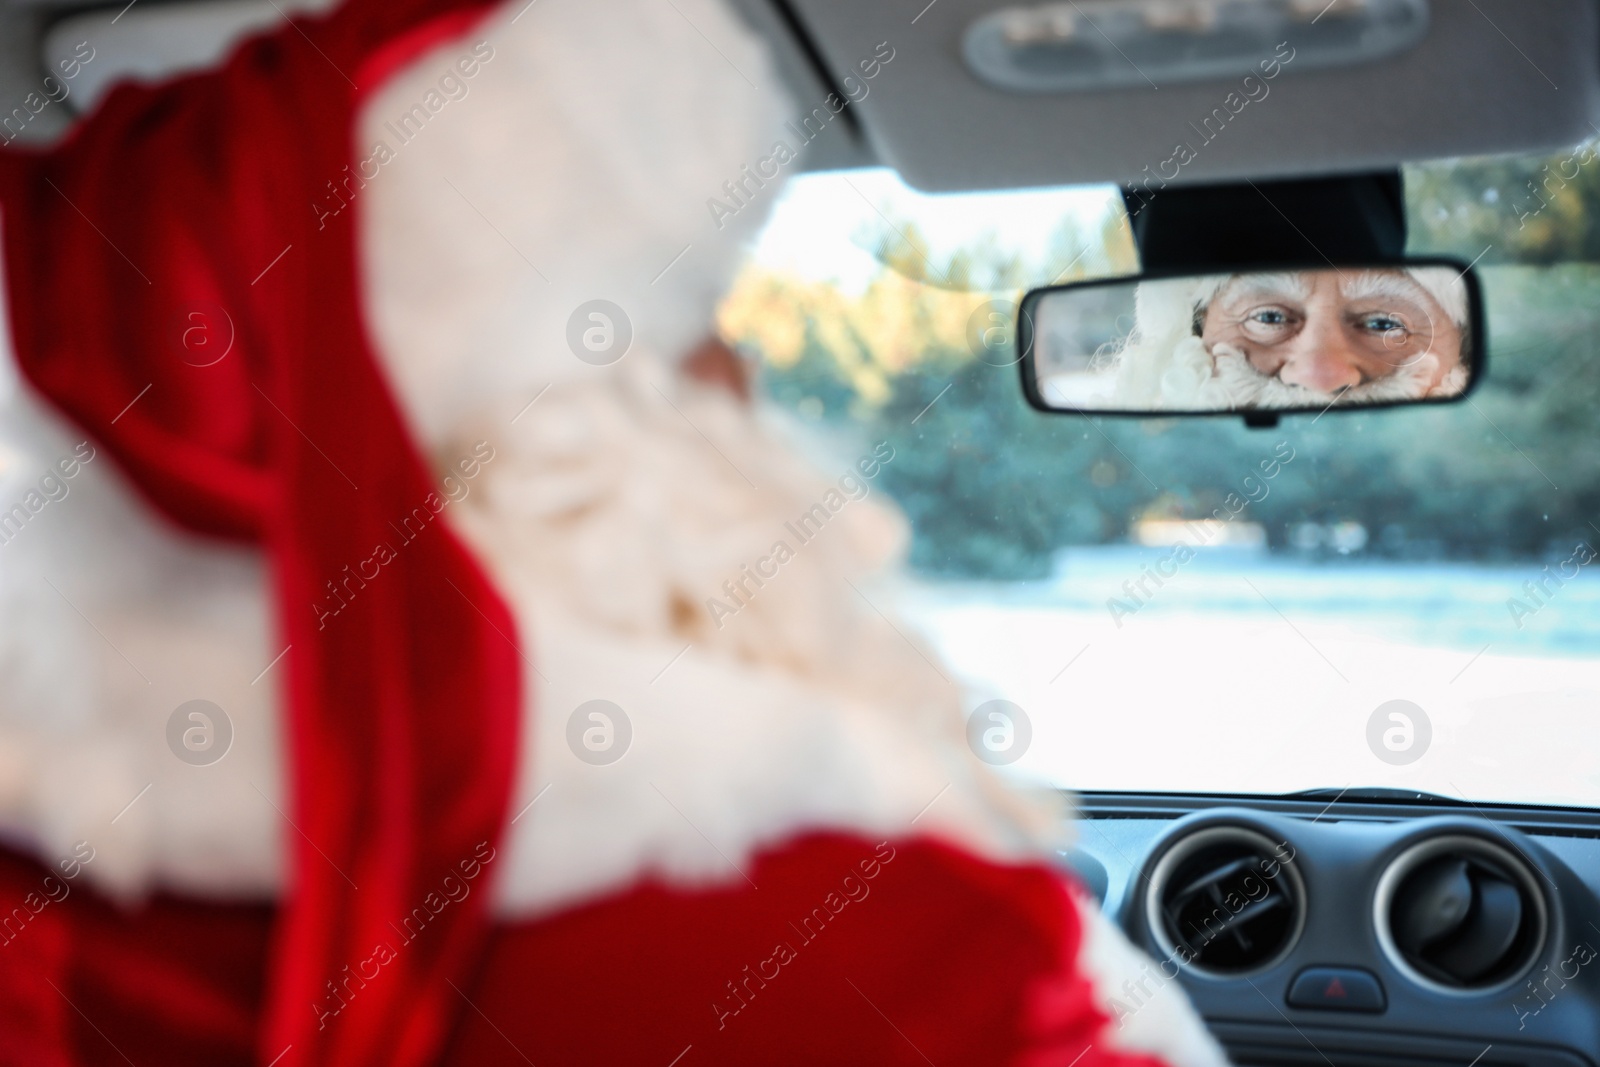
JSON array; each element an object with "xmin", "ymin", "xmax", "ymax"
[
  {"xmin": 1102, "ymin": 267, "xmax": 1471, "ymax": 410},
  {"xmin": 0, "ymin": 1, "xmax": 1229, "ymax": 1065}
]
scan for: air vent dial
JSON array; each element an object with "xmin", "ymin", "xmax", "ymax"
[
  {"xmin": 1375, "ymin": 835, "xmax": 1547, "ymax": 995},
  {"xmin": 1145, "ymin": 826, "xmax": 1306, "ymax": 977}
]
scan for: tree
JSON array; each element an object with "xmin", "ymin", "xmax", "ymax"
[{"xmin": 719, "ymin": 176, "xmax": 1600, "ymax": 579}]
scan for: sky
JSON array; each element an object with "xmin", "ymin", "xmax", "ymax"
[{"xmin": 746, "ymin": 167, "xmax": 1124, "ymax": 292}]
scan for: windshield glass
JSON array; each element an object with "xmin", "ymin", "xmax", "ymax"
[{"xmin": 720, "ymin": 153, "xmax": 1600, "ymax": 809}]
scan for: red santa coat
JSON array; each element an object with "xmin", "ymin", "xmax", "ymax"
[{"xmin": 0, "ymin": 2, "xmax": 1226, "ymax": 1066}]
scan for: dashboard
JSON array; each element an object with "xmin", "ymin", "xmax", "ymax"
[{"xmin": 1067, "ymin": 793, "xmax": 1600, "ymax": 1067}]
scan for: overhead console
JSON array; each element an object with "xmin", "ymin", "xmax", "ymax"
[{"xmin": 778, "ymin": 0, "xmax": 1600, "ymax": 191}]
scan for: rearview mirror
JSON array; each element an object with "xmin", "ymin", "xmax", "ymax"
[{"xmin": 1018, "ymin": 260, "xmax": 1483, "ymax": 418}]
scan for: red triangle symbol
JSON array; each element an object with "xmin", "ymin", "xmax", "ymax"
[{"xmin": 1324, "ymin": 978, "xmax": 1347, "ymax": 998}]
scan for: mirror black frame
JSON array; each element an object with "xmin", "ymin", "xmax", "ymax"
[{"xmin": 1016, "ymin": 256, "xmax": 1487, "ymax": 421}]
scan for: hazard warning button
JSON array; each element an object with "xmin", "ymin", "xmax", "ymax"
[{"xmin": 1287, "ymin": 967, "xmax": 1387, "ymax": 1013}]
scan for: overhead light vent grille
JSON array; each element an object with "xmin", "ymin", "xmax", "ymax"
[{"xmin": 963, "ymin": 0, "xmax": 1431, "ymax": 95}]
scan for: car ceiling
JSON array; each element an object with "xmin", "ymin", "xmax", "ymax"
[
  {"xmin": 785, "ymin": 0, "xmax": 1600, "ymax": 190},
  {"xmin": 3, "ymin": 0, "xmax": 1600, "ymax": 191}
]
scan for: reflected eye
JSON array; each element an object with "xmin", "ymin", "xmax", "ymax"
[
  {"xmin": 1353, "ymin": 312, "xmax": 1416, "ymax": 354},
  {"xmin": 1359, "ymin": 314, "xmax": 1407, "ymax": 335},
  {"xmin": 1239, "ymin": 305, "xmax": 1299, "ymax": 341}
]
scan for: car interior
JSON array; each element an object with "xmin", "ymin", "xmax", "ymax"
[
  {"xmin": 2, "ymin": 0, "xmax": 1599, "ymax": 1065},
  {"xmin": 741, "ymin": 3, "xmax": 1600, "ymax": 1063}
]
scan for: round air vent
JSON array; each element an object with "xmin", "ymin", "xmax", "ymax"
[
  {"xmin": 1375, "ymin": 835, "xmax": 1547, "ymax": 994},
  {"xmin": 1145, "ymin": 826, "xmax": 1305, "ymax": 977}
]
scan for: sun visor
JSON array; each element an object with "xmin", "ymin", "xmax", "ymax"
[{"xmin": 782, "ymin": 0, "xmax": 1600, "ymax": 191}]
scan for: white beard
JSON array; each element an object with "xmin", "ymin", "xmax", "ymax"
[{"xmin": 1159, "ymin": 338, "xmax": 1467, "ymax": 411}]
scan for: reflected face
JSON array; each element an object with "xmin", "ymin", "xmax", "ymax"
[{"xmin": 1199, "ymin": 271, "xmax": 1464, "ymax": 397}]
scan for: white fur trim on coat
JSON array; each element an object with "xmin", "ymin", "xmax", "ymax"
[{"xmin": 1076, "ymin": 900, "xmax": 1234, "ymax": 1067}]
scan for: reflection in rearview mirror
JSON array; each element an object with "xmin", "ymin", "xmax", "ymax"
[{"xmin": 1020, "ymin": 263, "xmax": 1481, "ymax": 416}]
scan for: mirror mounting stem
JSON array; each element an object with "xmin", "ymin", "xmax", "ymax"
[{"xmin": 1123, "ymin": 171, "xmax": 1408, "ymax": 272}]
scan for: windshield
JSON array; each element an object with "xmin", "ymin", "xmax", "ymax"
[{"xmin": 720, "ymin": 153, "xmax": 1600, "ymax": 810}]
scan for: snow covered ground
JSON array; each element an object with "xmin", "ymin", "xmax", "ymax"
[{"xmin": 896, "ymin": 548, "xmax": 1600, "ymax": 810}]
